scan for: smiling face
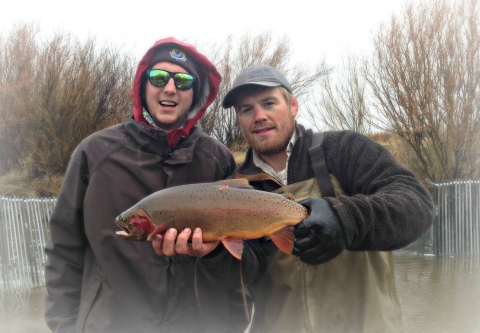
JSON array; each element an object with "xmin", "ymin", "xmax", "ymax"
[
  {"xmin": 144, "ymin": 61, "xmax": 194, "ymax": 131},
  {"xmin": 235, "ymin": 86, "xmax": 298, "ymax": 157}
]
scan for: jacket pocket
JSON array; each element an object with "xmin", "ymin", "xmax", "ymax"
[{"xmin": 75, "ymin": 265, "xmax": 102, "ymax": 333}]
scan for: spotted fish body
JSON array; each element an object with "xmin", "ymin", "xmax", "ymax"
[{"xmin": 115, "ymin": 179, "xmax": 308, "ymax": 259}]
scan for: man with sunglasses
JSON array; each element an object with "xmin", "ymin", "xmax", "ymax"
[
  {"xmin": 45, "ymin": 38, "xmax": 265, "ymax": 333},
  {"xmin": 222, "ymin": 65, "xmax": 434, "ymax": 333}
]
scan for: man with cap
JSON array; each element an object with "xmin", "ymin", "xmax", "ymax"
[
  {"xmin": 222, "ymin": 65, "xmax": 434, "ymax": 332},
  {"xmin": 45, "ymin": 38, "xmax": 266, "ymax": 333}
]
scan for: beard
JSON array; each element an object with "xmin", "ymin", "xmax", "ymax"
[{"xmin": 242, "ymin": 116, "xmax": 296, "ymax": 156}]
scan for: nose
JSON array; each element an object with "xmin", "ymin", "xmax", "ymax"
[
  {"xmin": 253, "ymin": 106, "xmax": 268, "ymax": 123},
  {"xmin": 163, "ymin": 77, "xmax": 177, "ymax": 94}
]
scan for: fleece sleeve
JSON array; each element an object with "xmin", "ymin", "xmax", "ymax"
[
  {"xmin": 44, "ymin": 143, "xmax": 88, "ymax": 333},
  {"xmin": 322, "ymin": 130, "xmax": 434, "ymax": 251}
]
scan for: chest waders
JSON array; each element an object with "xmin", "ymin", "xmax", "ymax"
[{"xmin": 249, "ymin": 133, "xmax": 404, "ymax": 333}]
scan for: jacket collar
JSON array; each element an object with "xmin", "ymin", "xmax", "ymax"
[{"xmin": 122, "ymin": 117, "xmax": 201, "ymax": 164}]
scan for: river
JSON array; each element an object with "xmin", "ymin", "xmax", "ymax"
[
  {"xmin": 1, "ymin": 251, "xmax": 479, "ymax": 333},
  {"xmin": 394, "ymin": 251, "xmax": 480, "ymax": 333}
]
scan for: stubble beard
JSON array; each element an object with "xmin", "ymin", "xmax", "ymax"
[{"xmin": 243, "ymin": 117, "xmax": 296, "ymax": 156}]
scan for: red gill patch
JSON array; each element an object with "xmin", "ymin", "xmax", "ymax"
[{"xmin": 130, "ymin": 215, "xmax": 155, "ymax": 235}]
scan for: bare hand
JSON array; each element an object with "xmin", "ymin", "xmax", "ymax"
[{"xmin": 152, "ymin": 227, "xmax": 220, "ymax": 257}]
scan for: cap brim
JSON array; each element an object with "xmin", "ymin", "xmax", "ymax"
[{"xmin": 222, "ymin": 82, "xmax": 282, "ymax": 109}]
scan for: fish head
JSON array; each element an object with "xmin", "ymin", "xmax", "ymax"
[{"xmin": 115, "ymin": 208, "xmax": 156, "ymax": 241}]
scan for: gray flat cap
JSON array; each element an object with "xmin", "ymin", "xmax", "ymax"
[{"xmin": 222, "ymin": 65, "xmax": 292, "ymax": 108}]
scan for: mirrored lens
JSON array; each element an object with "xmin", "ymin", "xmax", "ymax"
[
  {"xmin": 149, "ymin": 70, "xmax": 169, "ymax": 87},
  {"xmin": 174, "ymin": 73, "xmax": 194, "ymax": 90},
  {"xmin": 148, "ymin": 69, "xmax": 194, "ymax": 90}
]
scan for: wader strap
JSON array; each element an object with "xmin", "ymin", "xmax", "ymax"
[{"xmin": 309, "ymin": 132, "xmax": 336, "ymax": 197}]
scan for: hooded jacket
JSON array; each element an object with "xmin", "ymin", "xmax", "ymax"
[{"xmin": 44, "ymin": 38, "xmax": 266, "ymax": 333}]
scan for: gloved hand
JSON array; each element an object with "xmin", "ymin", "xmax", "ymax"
[{"xmin": 292, "ymin": 197, "xmax": 346, "ymax": 265}]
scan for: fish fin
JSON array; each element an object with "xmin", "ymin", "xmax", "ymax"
[
  {"xmin": 221, "ymin": 238, "xmax": 244, "ymax": 260},
  {"xmin": 146, "ymin": 224, "xmax": 166, "ymax": 242},
  {"xmin": 215, "ymin": 178, "xmax": 254, "ymax": 190},
  {"xmin": 282, "ymin": 192, "xmax": 296, "ymax": 201},
  {"xmin": 268, "ymin": 226, "xmax": 295, "ymax": 254}
]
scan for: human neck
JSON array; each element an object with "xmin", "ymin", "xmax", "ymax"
[{"xmin": 258, "ymin": 150, "xmax": 288, "ymax": 173}]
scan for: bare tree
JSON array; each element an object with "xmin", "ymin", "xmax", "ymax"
[
  {"xmin": 0, "ymin": 22, "xmax": 135, "ymax": 177},
  {"xmin": 30, "ymin": 34, "xmax": 135, "ymax": 175},
  {"xmin": 0, "ymin": 22, "xmax": 39, "ymax": 175},
  {"xmin": 199, "ymin": 32, "xmax": 329, "ymax": 148},
  {"xmin": 365, "ymin": 0, "xmax": 480, "ymax": 182},
  {"xmin": 305, "ymin": 53, "xmax": 371, "ymax": 134}
]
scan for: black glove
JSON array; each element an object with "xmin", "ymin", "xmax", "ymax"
[{"xmin": 292, "ymin": 197, "xmax": 346, "ymax": 265}]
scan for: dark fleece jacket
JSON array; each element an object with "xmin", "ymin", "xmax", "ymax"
[{"xmin": 235, "ymin": 125, "xmax": 434, "ymax": 251}]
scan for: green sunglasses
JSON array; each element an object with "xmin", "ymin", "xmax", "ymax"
[{"xmin": 146, "ymin": 69, "xmax": 195, "ymax": 90}]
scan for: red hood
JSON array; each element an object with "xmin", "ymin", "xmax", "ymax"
[{"xmin": 131, "ymin": 37, "xmax": 221, "ymax": 149}]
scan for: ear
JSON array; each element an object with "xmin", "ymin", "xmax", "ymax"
[{"xmin": 291, "ymin": 96, "xmax": 299, "ymax": 117}]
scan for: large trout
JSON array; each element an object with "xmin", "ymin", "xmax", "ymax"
[{"xmin": 115, "ymin": 178, "xmax": 308, "ymax": 259}]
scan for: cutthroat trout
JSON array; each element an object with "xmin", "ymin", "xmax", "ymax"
[{"xmin": 115, "ymin": 178, "xmax": 308, "ymax": 259}]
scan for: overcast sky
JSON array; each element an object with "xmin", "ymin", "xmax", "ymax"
[{"xmin": 1, "ymin": 0, "xmax": 420, "ymax": 68}]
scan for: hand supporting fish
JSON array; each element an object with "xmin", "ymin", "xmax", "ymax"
[
  {"xmin": 115, "ymin": 178, "xmax": 308, "ymax": 260},
  {"xmin": 151, "ymin": 227, "xmax": 220, "ymax": 258}
]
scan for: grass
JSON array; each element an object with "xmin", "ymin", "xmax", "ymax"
[
  {"xmin": 0, "ymin": 170, "xmax": 63, "ymax": 197},
  {"xmin": 232, "ymin": 150, "xmax": 247, "ymax": 165}
]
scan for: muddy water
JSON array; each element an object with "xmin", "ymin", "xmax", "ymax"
[
  {"xmin": 1, "ymin": 252, "xmax": 479, "ymax": 333},
  {"xmin": 394, "ymin": 251, "xmax": 480, "ymax": 333},
  {"xmin": 0, "ymin": 287, "xmax": 50, "ymax": 333}
]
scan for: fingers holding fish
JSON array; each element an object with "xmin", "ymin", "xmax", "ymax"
[
  {"xmin": 151, "ymin": 228, "xmax": 177, "ymax": 256},
  {"xmin": 152, "ymin": 233, "xmax": 164, "ymax": 256},
  {"xmin": 151, "ymin": 227, "xmax": 220, "ymax": 257},
  {"xmin": 152, "ymin": 227, "xmax": 190, "ymax": 256},
  {"xmin": 189, "ymin": 228, "xmax": 221, "ymax": 257},
  {"xmin": 174, "ymin": 228, "xmax": 193, "ymax": 254},
  {"xmin": 175, "ymin": 228, "xmax": 220, "ymax": 257},
  {"xmin": 162, "ymin": 228, "xmax": 179, "ymax": 256}
]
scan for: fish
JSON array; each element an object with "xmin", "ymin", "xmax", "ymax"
[{"xmin": 115, "ymin": 178, "xmax": 309, "ymax": 259}]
